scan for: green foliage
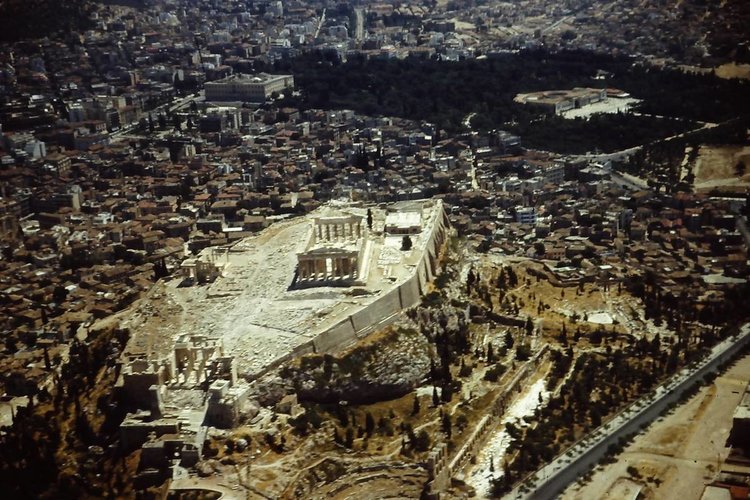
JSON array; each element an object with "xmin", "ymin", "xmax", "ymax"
[
  {"xmin": 484, "ymin": 363, "xmax": 507, "ymax": 382},
  {"xmin": 510, "ymin": 113, "xmax": 692, "ymax": 155},
  {"xmin": 442, "ymin": 414, "xmax": 452, "ymax": 438},
  {"xmin": 504, "ymin": 331, "xmax": 515, "ymax": 349},
  {"xmin": 365, "ymin": 412, "xmax": 375, "ymax": 437},
  {"xmin": 414, "ymin": 430, "xmax": 431, "ymax": 452},
  {"xmin": 515, "ymin": 343, "xmax": 531, "ymax": 361},
  {"xmin": 279, "ymin": 49, "xmax": 750, "ymax": 150},
  {"xmin": 626, "ymin": 465, "xmax": 641, "ymax": 479},
  {"xmin": 0, "ymin": 0, "xmax": 93, "ymax": 42},
  {"xmin": 401, "ymin": 235, "xmax": 413, "ymax": 251}
]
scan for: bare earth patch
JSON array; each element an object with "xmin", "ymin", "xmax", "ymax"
[
  {"xmin": 693, "ymin": 145, "xmax": 750, "ymax": 193},
  {"xmin": 562, "ymin": 353, "xmax": 750, "ymax": 500}
]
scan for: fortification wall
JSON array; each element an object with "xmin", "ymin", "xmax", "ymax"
[
  {"xmin": 352, "ymin": 289, "xmax": 402, "ymax": 333},
  {"xmin": 314, "ymin": 317, "xmax": 357, "ymax": 353},
  {"xmin": 311, "ymin": 200, "xmax": 449, "ymax": 354},
  {"xmin": 399, "ymin": 275, "xmax": 422, "ymax": 310}
]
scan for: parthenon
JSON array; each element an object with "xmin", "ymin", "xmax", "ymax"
[
  {"xmin": 296, "ymin": 214, "xmax": 366, "ymax": 286},
  {"xmin": 297, "ymin": 249, "xmax": 360, "ymax": 282},
  {"xmin": 312, "ymin": 215, "xmax": 363, "ymax": 242}
]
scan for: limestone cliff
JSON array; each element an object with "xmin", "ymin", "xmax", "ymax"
[{"xmin": 283, "ymin": 326, "xmax": 432, "ymax": 404}]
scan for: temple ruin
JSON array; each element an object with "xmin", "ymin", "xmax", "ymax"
[{"xmin": 295, "ymin": 214, "xmax": 367, "ymax": 286}]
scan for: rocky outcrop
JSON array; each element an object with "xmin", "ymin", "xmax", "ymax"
[{"xmin": 284, "ymin": 326, "xmax": 432, "ymax": 404}]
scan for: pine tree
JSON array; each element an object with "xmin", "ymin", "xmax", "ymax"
[
  {"xmin": 504, "ymin": 331, "xmax": 514, "ymax": 349},
  {"xmin": 401, "ymin": 235, "xmax": 413, "ymax": 251},
  {"xmin": 365, "ymin": 412, "xmax": 375, "ymax": 437},
  {"xmin": 432, "ymin": 386, "xmax": 440, "ymax": 407},
  {"xmin": 442, "ymin": 414, "xmax": 452, "ymax": 438},
  {"xmin": 559, "ymin": 323, "xmax": 568, "ymax": 346},
  {"xmin": 467, "ymin": 267, "xmax": 476, "ymax": 294},
  {"xmin": 441, "ymin": 383, "xmax": 452, "ymax": 403},
  {"xmin": 412, "ymin": 395, "xmax": 420, "ymax": 415}
]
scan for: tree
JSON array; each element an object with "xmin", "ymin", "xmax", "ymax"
[
  {"xmin": 441, "ymin": 382, "xmax": 453, "ymax": 403},
  {"xmin": 504, "ymin": 331, "xmax": 514, "ymax": 349},
  {"xmin": 525, "ymin": 317, "xmax": 534, "ymax": 336},
  {"xmin": 432, "ymin": 386, "xmax": 440, "ymax": 406},
  {"xmin": 412, "ymin": 395, "xmax": 421, "ymax": 415},
  {"xmin": 487, "ymin": 342, "xmax": 495, "ymax": 363},
  {"xmin": 415, "ymin": 430, "xmax": 431, "ymax": 451},
  {"xmin": 345, "ymin": 427, "xmax": 354, "ymax": 448},
  {"xmin": 507, "ymin": 267, "xmax": 518, "ymax": 286},
  {"xmin": 559, "ymin": 323, "xmax": 568, "ymax": 346},
  {"xmin": 366, "ymin": 208, "xmax": 373, "ymax": 230},
  {"xmin": 515, "ymin": 343, "xmax": 531, "ymax": 361},
  {"xmin": 401, "ymin": 235, "xmax": 413, "ymax": 251},
  {"xmin": 736, "ymin": 160, "xmax": 746, "ymax": 177},
  {"xmin": 497, "ymin": 268, "xmax": 507, "ymax": 289},
  {"xmin": 442, "ymin": 414, "xmax": 452, "ymax": 438},
  {"xmin": 467, "ymin": 267, "xmax": 476, "ymax": 294},
  {"xmin": 365, "ymin": 412, "xmax": 375, "ymax": 437}
]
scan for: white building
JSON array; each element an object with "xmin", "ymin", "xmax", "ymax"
[
  {"xmin": 516, "ymin": 207, "xmax": 537, "ymax": 225},
  {"xmin": 205, "ymin": 73, "xmax": 294, "ymax": 102}
]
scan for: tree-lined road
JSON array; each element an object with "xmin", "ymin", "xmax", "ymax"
[{"xmin": 509, "ymin": 322, "xmax": 750, "ymax": 499}]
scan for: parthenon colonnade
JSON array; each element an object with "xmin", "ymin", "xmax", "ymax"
[
  {"xmin": 297, "ymin": 251, "xmax": 359, "ymax": 282},
  {"xmin": 313, "ymin": 216, "xmax": 363, "ymax": 243}
]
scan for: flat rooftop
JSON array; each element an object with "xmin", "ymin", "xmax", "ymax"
[{"xmin": 207, "ymin": 73, "xmax": 292, "ymax": 84}]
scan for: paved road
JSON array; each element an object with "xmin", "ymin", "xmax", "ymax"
[
  {"xmin": 508, "ymin": 322, "xmax": 750, "ymax": 499},
  {"xmin": 353, "ymin": 8, "xmax": 365, "ymax": 41},
  {"xmin": 110, "ymin": 91, "xmax": 202, "ymax": 141},
  {"xmin": 314, "ymin": 8, "xmax": 327, "ymax": 39}
]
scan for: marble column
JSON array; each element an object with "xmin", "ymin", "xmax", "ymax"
[
  {"xmin": 318, "ymin": 257, "xmax": 328, "ymax": 280},
  {"xmin": 342, "ymin": 258, "xmax": 350, "ymax": 277}
]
